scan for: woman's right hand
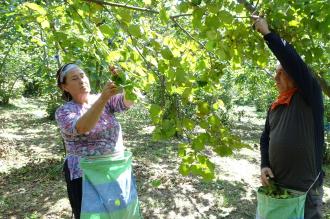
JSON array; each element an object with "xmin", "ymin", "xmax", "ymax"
[
  {"xmin": 100, "ymin": 81, "xmax": 118, "ymax": 102},
  {"xmin": 260, "ymin": 167, "xmax": 274, "ymax": 186}
]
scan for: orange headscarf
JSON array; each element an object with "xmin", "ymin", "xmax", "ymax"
[{"xmin": 271, "ymin": 87, "xmax": 298, "ymax": 111}]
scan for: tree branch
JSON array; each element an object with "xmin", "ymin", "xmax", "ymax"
[
  {"xmin": 0, "ymin": 42, "xmax": 15, "ymax": 73},
  {"xmin": 315, "ymin": 72, "xmax": 330, "ymax": 98},
  {"xmin": 84, "ymin": 0, "xmax": 192, "ymax": 19},
  {"xmin": 86, "ymin": 0, "xmax": 222, "ymax": 62}
]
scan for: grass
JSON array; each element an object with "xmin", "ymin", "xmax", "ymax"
[{"xmin": 0, "ymin": 97, "xmax": 329, "ymax": 218}]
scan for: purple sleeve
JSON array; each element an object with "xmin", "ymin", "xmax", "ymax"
[
  {"xmin": 55, "ymin": 105, "xmax": 80, "ymax": 136},
  {"xmin": 105, "ymin": 93, "xmax": 128, "ymax": 113}
]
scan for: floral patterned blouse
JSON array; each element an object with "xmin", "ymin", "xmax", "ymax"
[{"xmin": 55, "ymin": 93, "xmax": 128, "ymax": 180}]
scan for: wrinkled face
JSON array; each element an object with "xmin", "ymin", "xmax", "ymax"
[
  {"xmin": 61, "ymin": 68, "xmax": 90, "ymax": 98},
  {"xmin": 274, "ymin": 64, "xmax": 294, "ymax": 93}
]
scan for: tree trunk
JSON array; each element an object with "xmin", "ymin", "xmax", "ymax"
[{"xmin": 315, "ymin": 74, "xmax": 330, "ymax": 98}]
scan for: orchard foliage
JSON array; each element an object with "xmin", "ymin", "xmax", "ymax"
[
  {"xmin": 259, "ymin": 179, "xmax": 296, "ymax": 199},
  {"xmin": 1, "ymin": 0, "xmax": 329, "ymax": 180}
]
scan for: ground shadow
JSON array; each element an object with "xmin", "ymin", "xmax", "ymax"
[
  {"xmin": 1, "ymin": 99, "xmax": 329, "ymax": 218},
  {"xmin": 133, "ymin": 161, "xmax": 257, "ymax": 219},
  {"xmin": 0, "ymin": 158, "xmax": 70, "ymax": 218}
]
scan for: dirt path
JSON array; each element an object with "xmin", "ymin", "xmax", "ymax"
[{"xmin": 0, "ymin": 98, "xmax": 329, "ymax": 218}]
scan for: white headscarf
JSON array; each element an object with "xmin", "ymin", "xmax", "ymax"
[{"xmin": 59, "ymin": 64, "xmax": 81, "ymax": 83}]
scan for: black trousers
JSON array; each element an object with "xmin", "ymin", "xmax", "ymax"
[{"xmin": 64, "ymin": 160, "xmax": 82, "ymax": 219}]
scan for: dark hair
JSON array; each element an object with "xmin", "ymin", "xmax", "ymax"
[{"xmin": 56, "ymin": 63, "xmax": 74, "ymax": 101}]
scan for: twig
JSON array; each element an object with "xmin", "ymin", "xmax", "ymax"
[
  {"xmin": 235, "ymin": 16, "xmax": 252, "ymax": 18},
  {"xmin": 170, "ymin": 18, "xmax": 205, "ymax": 50},
  {"xmin": 69, "ymin": 4, "xmax": 110, "ymax": 60},
  {"xmin": 102, "ymin": 7, "xmax": 162, "ymax": 80},
  {"xmin": 254, "ymin": 0, "xmax": 260, "ymax": 12},
  {"xmin": 262, "ymin": 69, "xmax": 274, "ymax": 78},
  {"xmin": 85, "ymin": 0, "xmax": 159, "ymax": 13},
  {"xmin": 171, "ymin": 13, "xmax": 192, "ymax": 19},
  {"xmin": 236, "ymin": 0, "xmax": 257, "ymax": 14},
  {"xmin": 170, "ymin": 17, "xmax": 219, "ymax": 60}
]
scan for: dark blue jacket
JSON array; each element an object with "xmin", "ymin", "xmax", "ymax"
[{"xmin": 260, "ymin": 32, "xmax": 325, "ymax": 185}]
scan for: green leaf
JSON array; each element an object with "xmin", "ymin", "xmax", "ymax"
[
  {"xmin": 178, "ymin": 147, "xmax": 186, "ymax": 157},
  {"xmin": 24, "ymin": 3, "xmax": 47, "ymax": 15},
  {"xmin": 206, "ymin": 30, "xmax": 217, "ymax": 40},
  {"xmin": 191, "ymin": 0, "xmax": 202, "ymax": 6},
  {"xmin": 205, "ymin": 15, "xmax": 220, "ymax": 29},
  {"xmin": 185, "ymin": 155, "xmax": 195, "ymax": 164},
  {"xmin": 207, "ymin": 3, "xmax": 220, "ymax": 14},
  {"xmin": 218, "ymin": 10, "xmax": 233, "ymax": 24},
  {"xmin": 201, "ymin": 170, "xmax": 215, "ymax": 181},
  {"xmin": 175, "ymin": 67, "xmax": 186, "ymax": 83},
  {"xmin": 214, "ymin": 145, "xmax": 233, "ymax": 156},
  {"xmin": 288, "ymin": 20, "xmax": 299, "ymax": 27},
  {"xmin": 205, "ymin": 40, "xmax": 216, "ymax": 50},
  {"xmin": 161, "ymin": 47, "xmax": 174, "ymax": 60},
  {"xmin": 99, "ymin": 24, "xmax": 114, "ymax": 37},
  {"xmin": 183, "ymin": 118, "xmax": 195, "ymax": 130},
  {"xmin": 200, "ymin": 120, "xmax": 209, "ymax": 129},
  {"xmin": 178, "ymin": 2, "xmax": 190, "ymax": 13},
  {"xmin": 106, "ymin": 51, "xmax": 122, "ymax": 63},
  {"xmin": 191, "ymin": 164, "xmax": 202, "ymax": 175},
  {"xmin": 192, "ymin": 8, "xmax": 204, "ymax": 28},
  {"xmin": 179, "ymin": 163, "xmax": 190, "ymax": 176},
  {"xmin": 192, "ymin": 133, "xmax": 208, "ymax": 151},
  {"xmin": 197, "ymin": 80, "xmax": 208, "ymax": 87},
  {"xmin": 182, "ymin": 87, "xmax": 192, "ymax": 100},
  {"xmin": 117, "ymin": 10, "xmax": 132, "ymax": 24},
  {"xmin": 192, "ymin": 133, "xmax": 210, "ymax": 151},
  {"xmin": 234, "ymin": 4, "xmax": 245, "ymax": 13},
  {"xmin": 158, "ymin": 60, "xmax": 168, "ymax": 73},
  {"xmin": 159, "ymin": 8, "xmax": 169, "ymax": 25},
  {"xmin": 150, "ymin": 104, "xmax": 161, "ymax": 116},
  {"xmin": 197, "ymin": 102, "xmax": 210, "ymax": 116},
  {"xmin": 216, "ymin": 49, "xmax": 227, "ymax": 60},
  {"xmin": 149, "ymin": 104, "xmax": 162, "ymax": 124},
  {"xmin": 208, "ymin": 115, "xmax": 221, "ymax": 128},
  {"xmin": 197, "ymin": 154, "xmax": 207, "ymax": 164},
  {"xmin": 162, "ymin": 119, "xmax": 177, "ymax": 138},
  {"xmin": 150, "ymin": 39, "xmax": 161, "ymax": 51},
  {"xmin": 90, "ymin": 2, "xmax": 103, "ymax": 12},
  {"xmin": 144, "ymin": 0, "xmax": 152, "ymax": 5},
  {"xmin": 41, "ymin": 20, "xmax": 50, "ymax": 29},
  {"xmin": 111, "ymin": 72, "xmax": 126, "ymax": 86},
  {"xmin": 206, "ymin": 159, "xmax": 215, "ymax": 171},
  {"xmin": 124, "ymin": 87, "xmax": 137, "ymax": 101},
  {"xmin": 128, "ymin": 24, "xmax": 142, "ymax": 37},
  {"xmin": 213, "ymin": 99, "xmax": 225, "ymax": 110},
  {"xmin": 150, "ymin": 179, "xmax": 161, "ymax": 187}
]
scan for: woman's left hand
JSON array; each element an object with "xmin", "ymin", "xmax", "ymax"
[{"xmin": 100, "ymin": 81, "xmax": 118, "ymax": 102}]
